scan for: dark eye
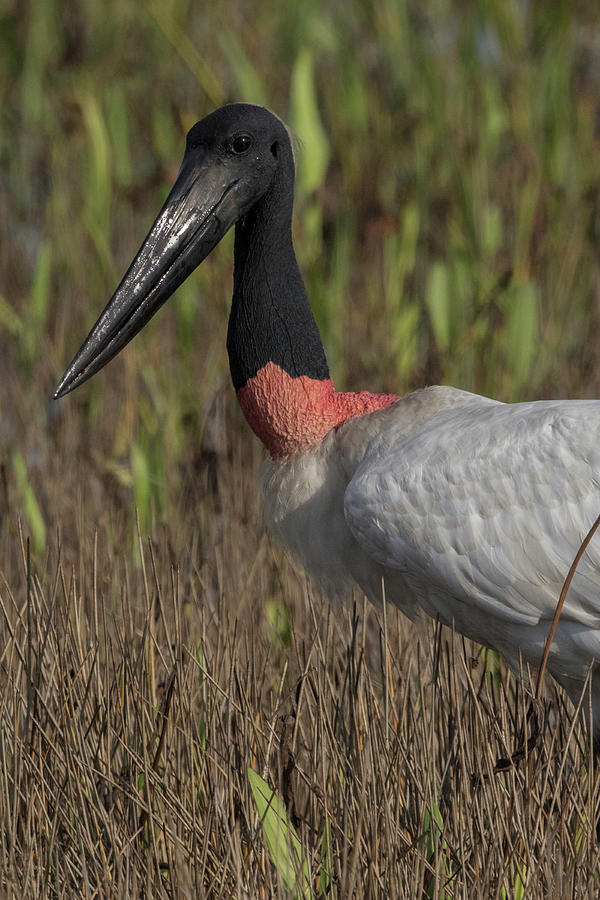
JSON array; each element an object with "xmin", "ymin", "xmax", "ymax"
[{"xmin": 230, "ymin": 134, "xmax": 252, "ymax": 154}]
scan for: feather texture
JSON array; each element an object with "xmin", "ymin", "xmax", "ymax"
[{"xmin": 264, "ymin": 385, "xmax": 600, "ymax": 711}]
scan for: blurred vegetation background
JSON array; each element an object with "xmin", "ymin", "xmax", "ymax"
[
  {"xmin": 2, "ymin": 0, "xmax": 600, "ymax": 895},
  {"xmin": 1, "ymin": 0, "xmax": 600, "ymax": 550}
]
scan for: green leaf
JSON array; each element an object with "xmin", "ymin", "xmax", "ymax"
[
  {"xmin": 0, "ymin": 296, "xmax": 22, "ymax": 336},
  {"xmin": 20, "ymin": 0, "xmax": 59, "ymax": 123},
  {"xmin": 319, "ymin": 821, "xmax": 333, "ymax": 896},
  {"xmin": 423, "ymin": 803, "xmax": 444, "ymax": 860},
  {"xmin": 248, "ymin": 767, "xmax": 310, "ymax": 899},
  {"xmin": 383, "ymin": 204, "xmax": 420, "ymax": 310},
  {"xmin": 426, "ymin": 262, "xmax": 451, "ymax": 352},
  {"xmin": 80, "ymin": 92, "xmax": 112, "ymax": 242},
  {"xmin": 514, "ymin": 862, "xmax": 527, "ymax": 900},
  {"xmin": 423, "ymin": 803, "xmax": 452, "ymax": 899},
  {"xmin": 266, "ymin": 598, "xmax": 291, "ymax": 647},
  {"xmin": 481, "ymin": 204, "xmax": 502, "ymax": 256},
  {"xmin": 291, "ymin": 46, "xmax": 330, "ymax": 195},
  {"xmin": 131, "ymin": 442, "xmax": 151, "ymax": 533},
  {"xmin": 394, "ymin": 302, "xmax": 420, "ymax": 380},
  {"xmin": 12, "ymin": 452, "xmax": 46, "ymax": 555},
  {"xmin": 505, "ymin": 282, "xmax": 538, "ymax": 393}
]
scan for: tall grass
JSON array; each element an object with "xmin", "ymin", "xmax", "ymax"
[
  {"xmin": 1, "ymin": 0, "xmax": 600, "ymax": 894},
  {"xmin": 0, "ymin": 509, "xmax": 598, "ymax": 896}
]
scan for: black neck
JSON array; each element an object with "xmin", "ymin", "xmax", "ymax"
[{"xmin": 226, "ymin": 145, "xmax": 330, "ymax": 391}]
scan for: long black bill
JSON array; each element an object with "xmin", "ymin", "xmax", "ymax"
[{"xmin": 54, "ymin": 155, "xmax": 241, "ymax": 398}]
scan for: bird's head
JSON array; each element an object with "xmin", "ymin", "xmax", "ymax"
[{"xmin": 54, "ymin": 103, "xmax": 292, "ymax": 398}]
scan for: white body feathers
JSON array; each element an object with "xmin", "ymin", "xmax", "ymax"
[{"xmin": 263, "ymin": 385, "xmax": 600, "ymax": 719}]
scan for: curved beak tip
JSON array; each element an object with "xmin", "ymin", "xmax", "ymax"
[
  {"xmin": 53, "ymin": 368, "xmax": 76, "ymax": 400},
  {"xmin": 54, "ymin": 358, "xmax": 91, "ymax": 399}
]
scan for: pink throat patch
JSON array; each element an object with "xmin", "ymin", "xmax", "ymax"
[{"xmin": 237, "ymin": 362, "xmax": 399, "ymax": 457}]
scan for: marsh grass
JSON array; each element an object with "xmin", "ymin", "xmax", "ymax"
[
  {"xmin": 2, "ymin": 0, "xmax": 600, "ymax": 895},
  {"xmin": 0, "ymin": 499, "xmax": 599, "ymax": 897}
]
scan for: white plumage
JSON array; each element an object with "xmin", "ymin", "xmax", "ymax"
[{"xmin": 265, "ymin": 385, "xmax": 600, "ymax": 724}]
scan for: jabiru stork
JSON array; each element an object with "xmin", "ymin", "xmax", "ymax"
[{"xmin": 55, "ymin": 104, "xmax": 600, "ymax": 748}]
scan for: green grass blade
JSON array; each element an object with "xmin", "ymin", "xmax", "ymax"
[
  {"xmin": 426, "ymin": 261, "xmax": 451, "ymax": 353},
  {"xmin": 504, "ymin": 281, "xmax": 538, "ymax": 395},
  {"xmin": 290, "ymin": 46, "xmax": 330, "ymax": 196},
  {"xmin": 248, "ymin": 767, "xmax": 310, "ymax": 899},
  {"xmin": 12, "ymin": 451, "xmax": 46, "ymax": 555}
]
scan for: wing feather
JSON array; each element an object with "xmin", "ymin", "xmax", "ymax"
[{"xmin": 344, "ymin": 399, "xmax": 600, "ymax": 629}]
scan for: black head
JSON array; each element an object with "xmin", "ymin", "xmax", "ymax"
[
  {"xmin": 185, "ymin": 103, "xmax": 290, "ymax": 192},
  {"xmin": 54, "ymin": 104, "xmax": 293, "ymax": 398}
]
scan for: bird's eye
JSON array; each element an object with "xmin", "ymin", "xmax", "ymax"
[{"xmin": 230, "ymin": 134, "xmax": 252, "ymax": 154}]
